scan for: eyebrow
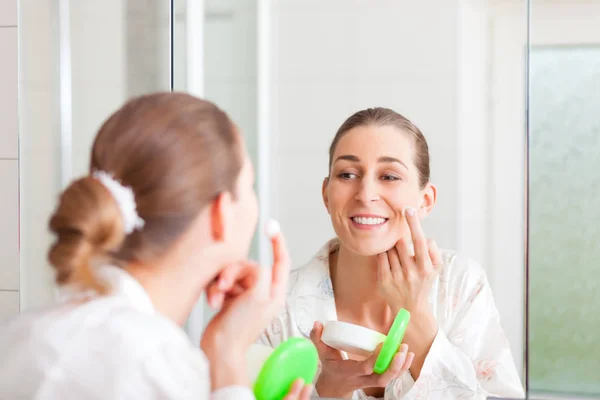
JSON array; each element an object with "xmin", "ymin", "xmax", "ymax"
[{"xmin": 333, "ymin": 155, "xmax": 408, "ymax": 169}]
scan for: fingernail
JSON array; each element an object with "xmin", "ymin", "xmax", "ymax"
[
  {"xmin": 395, "ymin": 352, "xmax": 407, "ymax": 366},
  {"xmin": 404, "ymin": 206, "xmax": 416, "ymax": 217},
  {"xmin": 208, "ymin": 296, "xmax": 216, "ymax": 309},
  {"xmin": 265, "ymin": 218, "xmax": 281, "ymax": 238},
  {"xmin": 307, "ymin": 384, "xmax": 314, "ymax": 394},
  {"xmin": 218, "ymin": 278, "xmax": 228, "ymax": 289}
]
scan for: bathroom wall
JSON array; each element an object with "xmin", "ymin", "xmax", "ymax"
[
  {"xmin": 18, "ymin": 0, "xmax": 171, "ymax": 312},
  {"xmin": 0, "ymin": 0, "xmax": 19, "ymax": 320}
]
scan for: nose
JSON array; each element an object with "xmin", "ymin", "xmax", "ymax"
[{"xmin": 354, "ymin": 178, "xmax": 380, "ymax": 203}]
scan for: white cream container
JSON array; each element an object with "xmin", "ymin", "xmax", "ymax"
[{"xmin": 321, "ymin": 320, "xmax": 387, "ymax": 358}]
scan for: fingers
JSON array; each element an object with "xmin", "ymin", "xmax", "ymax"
[
  {"xmin": 428, "ymin": 239, "xmax": 443, "ymax": 273},
  {"xmin": 298, "ymin": 383, "xmax": 314, "ymax": 400},
  {"xmin": 403, "ymin": 206, "xmax": 428, "ymax": 265},
  {"xmin": 206, "ymin": 264, "xmax": 241, "ymax": 309},
  {"xmin": 394, "ymin": 238, "xmax": 413, "ymax": 278},
  {"xmin": 364, "ymin": 344, "xmax": 410, "ymax": 387},
  {"xmin": 362, "ymin": 342, "xmax": 385, "ymax": 375},
  {"xmin": 206, "ymin": 286, "xmax": 224, "ymax": 309},
  {"xmin": 207, "ymin": 262, "xmax": 261, "ymax": 309},
  {"xmin": 283, "ymin": 379, "xmax": 314, "ymax": 400},
  {"xmin": 377, "ymin": 252, "xmax": 392, "ymax": 284},
  {"xmin": 386, "ymin": 247, "xmax": 403, "ymax": 281},
  {"xmin": 401, "ymin": 352, "xmax": 415, "ymax": 375},
  {"xmin": 268, "ymin": 220, "xmax": 291, "ymax": 302},
  {"xmin": 383, "ymin": 344, "xmax": 409, "ymax": 379},
  {"xmin": 282, "ymin": 379, "xmax": 304, "ymax": 400},
  {"xmin": 309, "ymin": 321, "xmax": 344, "ymax": 361}
]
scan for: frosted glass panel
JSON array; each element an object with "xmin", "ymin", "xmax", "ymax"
[{"xmin": 529, "ymin": 46, "xmax": 600, "ymax": 395}]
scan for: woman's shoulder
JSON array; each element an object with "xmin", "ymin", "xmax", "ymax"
[
  {"xmin": 1, "ymin": 297, "xmax": 195, "ymax": 358},
  {"xmin": 439, "ymin": 248, "xmax": 487, "ymax": 278},
  {"xmin": 287, "ymin": 239, "xmax": 336, "ymax": 296},
  {"xmin": 438, "ymin": 248, "xmax": 490, "ymax": 297},
  {"xmin": 0, "ymin": 300, "xmax": 209, "ymax": 398}
]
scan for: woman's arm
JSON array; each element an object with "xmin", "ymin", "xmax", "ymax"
[{"xmin": 385, "ymin": 260, "xmax": 525, "ymax": 399}]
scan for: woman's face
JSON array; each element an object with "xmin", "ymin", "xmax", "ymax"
[
  {"xmin": 226, "ymin": 151, "xmax": 259, "ymax": 260},
  {"xmin": 323, "ymin": 125, "xmax": 436, "ymax": 256}
]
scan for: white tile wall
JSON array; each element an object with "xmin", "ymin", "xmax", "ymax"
[
  {"xmin": 0, "ymin": 0, "xmax": 18, "ymax": 314},
  {"xmin": 0, "ymin": 0, "xmax": 17, "ymax": 26},
  {"xmin": 0, "ymin": 290, "xmax": 19, "ymax": 320},
  {"xmin": 0, "ymin": 27, "xmax": 18, "ymax": 159},
  {"xmin": 19, "ymin": 0, "xmax": 61, "ymax": 310}
]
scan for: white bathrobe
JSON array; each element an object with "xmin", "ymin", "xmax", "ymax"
[
  {"xmin": 0, "ymin": 266, "xmax": 254, "ymax": 400},
  {"xmin": 259, "ymin": 239, "xmax": 525, "ymax": 399}
]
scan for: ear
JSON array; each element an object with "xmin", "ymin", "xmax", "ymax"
[
  {"xmin": 322, "ymin": 177, "xmax": 330, "ymax": 214},
  {"xmin": 418, "ymin": 183, "xmax": 437, "ymax": 218},
  {"xmin": 209, "ymin": 192, "xmax": 234, "ymax": 242}
]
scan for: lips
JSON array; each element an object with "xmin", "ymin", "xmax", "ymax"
[
  {"xmin": 351, "ymin": 216, "xmax": 387, "ymax": 225},
  {"xmin": 349, "ymin": 214, "xmax": 389, "ymax": 230}
]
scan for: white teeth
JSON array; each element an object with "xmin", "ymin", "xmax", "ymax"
[{"xmin": 352, "ymin": 217, "xmax": 386, "ymax": 225}]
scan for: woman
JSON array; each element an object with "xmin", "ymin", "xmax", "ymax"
[
  {"xmin": 0, "ymin": 93, "xmax": 312, "ymax": 399},
  {"xmin": 260, "ymin": 108, "xmax": 524, "ymax": 399}
]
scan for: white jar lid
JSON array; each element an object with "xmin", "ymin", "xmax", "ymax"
[{"xmin": 321, "ymin": 320, "xmax": 387, "ymax": 358}]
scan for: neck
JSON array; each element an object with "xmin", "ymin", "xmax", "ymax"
[
  {"xmin": 126, "ymin": 260, "xmax": 213, "ymax": 326},
  {"xmin": 331, "ymin": 244, "xmax": 391, "ymax": 323}
]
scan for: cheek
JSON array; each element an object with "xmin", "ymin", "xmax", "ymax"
[
  {"xmin": 247, "ymin": 191, "xmax": 259, "ymax": 231},
  {"xmin": 235, "ymin": 189, "xmax": 259, "ymax": 237},
  {"xmin": 326, "ymin": 182, "xmax": 353, "ymax": 210},
  {"xmin": 382, "ymin": 186, "xmax": 420, "ymax": 211}
]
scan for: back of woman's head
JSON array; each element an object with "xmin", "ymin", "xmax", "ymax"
[{"xmin": 48, "ymin": 92, "xmax": 243, "ymax": 293}]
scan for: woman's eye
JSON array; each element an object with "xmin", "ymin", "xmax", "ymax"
[
  {"xmin": 338, "ymin": 172, "xmax": 357, "ymax": 180},
  {"xmin": 381, "ymin": 174, "xmax": 400, "ymax": 181}
]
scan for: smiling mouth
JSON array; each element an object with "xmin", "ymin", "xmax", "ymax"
[{"xmin": 350, "ymin": 216, "xmax": 389, "ymax": 226}]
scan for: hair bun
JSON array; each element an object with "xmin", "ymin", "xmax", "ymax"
[{"xmin": 48, "ymin": 176, "xmax": 126, "ymax": 293}]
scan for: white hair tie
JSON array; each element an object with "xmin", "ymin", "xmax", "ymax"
[{"xmin": 93, "ymin": 171, "xmax": 145, "ymax": 235}]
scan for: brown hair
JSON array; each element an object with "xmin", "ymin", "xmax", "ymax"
[
  {"xmin": 328, "ymin": 107, "xmax": 430, "ymax": 188},
  {"xmin": 48, "ymin": 92, "xmax": 243, "ymax": 293}
]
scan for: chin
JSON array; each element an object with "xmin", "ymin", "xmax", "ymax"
[{"xmin": 340, "ymin": 236, "xmax": 397, "ymax": 257}]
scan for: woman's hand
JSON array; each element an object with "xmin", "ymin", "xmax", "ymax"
[
  {"xmin": 376, "ymin": 206, "xmax": 442, "ymax": 378},
  {"xmin": 284, "ymin": 379, "xmax": 314, "ymax": 400},
  {"xmin": 200, "ymin": 225, "xmax": 291, "ymax": 389},
  {"xmin": 309, "ymin": 321, "xmax": 414, "ymax": 398},
  {"xmin": 377, "ymin": 206, "xmax": 442, "ymax": 317}
]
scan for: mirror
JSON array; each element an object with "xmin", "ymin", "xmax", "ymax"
[{"xmin": 172, "ymin": 0, "xmax": 529, "ymax": 396}]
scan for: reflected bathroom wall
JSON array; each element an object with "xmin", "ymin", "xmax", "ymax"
[
  {"xmin": 19, "ymin": 0, "xmax": 171, "ymax": 310},
  {"xmin": 528, "ymin": 1, "xmax": 600, "ymax": 395}
]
